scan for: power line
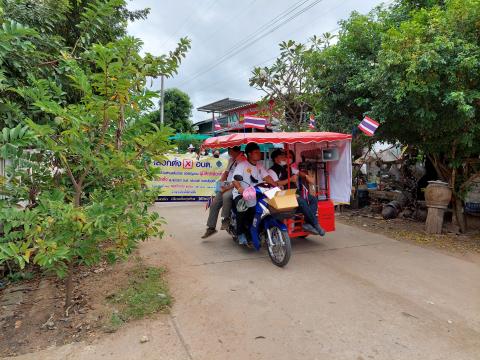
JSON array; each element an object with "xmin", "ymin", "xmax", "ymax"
[
  {"xmin": 178, "ymin": 0, "xmax": 325, "ymax": 87},
  {"xmin": 178, "ymin": 0, "xmax": 317, "ymax": 86},
  {"xmin": 195, "ymin": 26, "xmax": 341, "ymax": 94},
  {"xmin": 203, "ymin": 0, "xmax": 311, "ymax": 59},
  {"xmin": 178, "ymin": 0, "xmax": 312, "ymax": 84},
  {"xmin": 185, "ymin": 0, "xmax": 397, "ymax": 93}
]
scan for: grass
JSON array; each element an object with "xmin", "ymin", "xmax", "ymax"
[{"xmin": 105, "ymin": 263, "xmax": 171, "ymax": 332}]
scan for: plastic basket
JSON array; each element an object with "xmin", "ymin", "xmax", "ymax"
[{"xmin": 465, "ymin": 202, "xmax": 480, "ymax": 214}]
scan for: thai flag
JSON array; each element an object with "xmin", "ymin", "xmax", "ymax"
[
  {"xmin": 205, "ymin": 195, "xmax": 214, "ymax": 211},
  {"xmin": 244, "ymin": 116, "xmax": 266, "ymax": 130},
  {"xmin": 308, "ymin": 114, "xmax": 315, "ymax": 130},
  {"xmin": 358, "ymin": 116, "xmax": 379, "ymax": 136},
  {"xmin": 214, "ymin": 119, "xmax": 222, "ymax": 131}
]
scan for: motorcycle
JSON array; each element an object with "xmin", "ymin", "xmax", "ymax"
[{"xmin": 226, "ymin": 175, "xmax": 292, "ymax": 267}]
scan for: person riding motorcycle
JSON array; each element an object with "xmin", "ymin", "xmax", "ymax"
[
  {"xmin": 202, "ymin": 146, "xmax": 245, "ymax": 239},
  {"xmin": 232, "ymin": 143, "xmax": 276, "ymax": 245}
]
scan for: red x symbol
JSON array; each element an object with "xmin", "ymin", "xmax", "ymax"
[{"xmin": 183, "ymin": 159, "xmax": 193, "ymax": 169}]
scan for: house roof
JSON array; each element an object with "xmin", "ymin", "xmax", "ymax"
[{"xmin": 197, "ymin": 98, "xmax": 253, "ymax": 113}]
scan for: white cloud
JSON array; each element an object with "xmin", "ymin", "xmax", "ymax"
[{"xmin": 127, "ymin": 0, "xmax": 388, "ymax": 123}]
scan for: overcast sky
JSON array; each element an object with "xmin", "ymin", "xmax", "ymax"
[{"xmin": 127, "ymin": 0, "xmax": 388, "ymax": 123}]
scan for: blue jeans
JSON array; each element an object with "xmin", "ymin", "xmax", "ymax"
[{"xmin": 297, "ymin": 194, "xmax": 319, "ymax": 227}]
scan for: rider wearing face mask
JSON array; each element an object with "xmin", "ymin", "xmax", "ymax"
[
  {"xmin": 267, "ymin": 149, "xmax": 298, "ymax": 190},
  {"xmin": 268, "ymin": 149, "xmax": 325, "ymax": 236}
]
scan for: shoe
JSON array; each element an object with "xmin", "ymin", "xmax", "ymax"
[
  {"xmin": 302, "ymin": 223, "xmax": 319, "ymax": 235},
  {"xmin": 201, "ymin": 228, "xmax": 217, "ymax": 239},
  {"xmin": 238, "ymin": 233, "xmax": 247, "ymax": 245},
  {"xmin": 220, "ymin": 218, "xmax": 230, "ymax": 230},
  {"xmin": 315, "ymin": 225, "xmax": 326, "ymax": 237}
]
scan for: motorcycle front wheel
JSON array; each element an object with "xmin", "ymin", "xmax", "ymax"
[{"xmin": 267, "ymin": 226, "xmax": 291, "ymax": 267}]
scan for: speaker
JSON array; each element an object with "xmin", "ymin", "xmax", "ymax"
[{"xmin": 322, "ymin": 148, "xmax": 339, "ymax": 161}]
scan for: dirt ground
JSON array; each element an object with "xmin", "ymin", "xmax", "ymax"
[
  {"xmin": 337, "ymin": 208, "xmax": 480, "ymax": 264},
  {"xmin": 2, "ymin": 205, "xmax": 480, "ymax": 358},
  {"xmin": 0, "ymin": 257, "xmax": 149, "ymax": 357},
  {"xmin": 2, "ymin": 203, "xmax": 480, "ymax": 360}
]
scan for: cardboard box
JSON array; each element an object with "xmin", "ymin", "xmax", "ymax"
[{"xmin": 268, "ymin": 189, "xmax": 298, "ymax": 211}]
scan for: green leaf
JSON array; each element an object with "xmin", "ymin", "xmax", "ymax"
[
  {"xmin": 2, "ymin": 127, "xmax": 8, "ymax": 142},
  {"xmin": 10, "ymin": 125, "xmax": 21, "ymax": 141}
]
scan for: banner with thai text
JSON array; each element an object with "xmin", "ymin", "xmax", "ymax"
[{"xmin": 150, "ymin": 154, "xmax": 227, "ymax": 201}]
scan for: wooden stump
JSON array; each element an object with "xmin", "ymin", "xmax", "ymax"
[{"xmin": 426, "ymin": 207, "xmax": 445, "ymax": 234}]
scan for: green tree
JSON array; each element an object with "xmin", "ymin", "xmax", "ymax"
[
  {"xmin": 146, "ymin": 88, "xmax": 193, "ymax": 133},
  {"xmin": 302, "ymin": 0, "xmax": 478, "ymax": 230},
  {"xmin": 370, "ymin": 0, "xmax": 480, "ymax": 231},
  {"xmin": 266, "ymin": 0, "xmax": 479, "ymax": 231},
  {"xmin": 250, "ymin": 39, "xmax": 323, "ymax": 131},
  {"xmin": 0, "ymin": 1, "xmax": 191, "ymax": 307},
  {"xmin": 2, "ymin": 0, "xmax": 149, "ymax": 50},
  {"xmin": 303, "ymin": 11, "xmax": 385, "ymax": 135},
  {"xmin": 300, "ymin": 0, "xmax": 445, "ymax": 134},
  {"xmin": 0, "ymin": 0, "xmax": 150, "ymax": 128}
]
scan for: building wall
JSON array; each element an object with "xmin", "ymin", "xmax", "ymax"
[{"xmin": 198, "ymin": 122, "xmax": 213, "ymax": 134}]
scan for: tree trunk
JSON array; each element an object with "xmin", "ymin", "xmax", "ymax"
[
  {"xmin": 65, "ymin": 261, "xmax": 74, "ymax": 310},
  {"xmin": 116, "ymin": 104, "xmax": 125, "ymax": 150},
  {"xmin": 449, "ymin": 150, "xmax": 466, "ymax": 233},
  {"xmin": 66, "ymin": 188, "xmax": 81, "ymax": 309},
  {"xmin": 428, "ymin": 154, "xmax": 449, "ymax": 182},
  {"xmin": 74, "ymin": 189, "xmax": 81, "ymax": 208},
  {"xmin": 452, "ymin": 195, "xmax": 467, "ymax": 233}
]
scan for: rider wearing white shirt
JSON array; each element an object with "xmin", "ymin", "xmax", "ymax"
[
  {"xmin": 232, "ymin": 143, "xmax": 276, "ymax": 245},
  {"xmin": 232, "ymin": 160, "xmax": 270, "ymax": 199}
]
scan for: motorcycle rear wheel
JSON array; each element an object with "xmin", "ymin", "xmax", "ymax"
[{"xmin": 267, "ymin": 226, "xmax": 291, "ymax": 267}]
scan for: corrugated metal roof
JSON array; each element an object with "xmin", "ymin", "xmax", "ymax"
[{"xmin": 197, "ymin": 98, "xmax": 253, "ymax": 113}]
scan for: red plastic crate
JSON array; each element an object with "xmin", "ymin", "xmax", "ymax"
[{"xmin": 318, "ymin": 200, "xmax": 335, "ymax": 232}]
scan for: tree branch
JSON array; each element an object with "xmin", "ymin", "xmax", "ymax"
[{"xmin": 61, "ymin": 156, "xmax": 79, "ymax": 189}]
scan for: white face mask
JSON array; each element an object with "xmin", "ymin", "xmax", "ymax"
[{"xmin": 279, "ymin": 161, "xmax": 287, "ymax": 166}]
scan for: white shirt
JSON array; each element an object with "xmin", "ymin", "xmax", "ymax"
[
  {"xmin": 232, "ymin": 160, "xmax": 270, "ymax": 199},
  {"xmin": 226, "ymin": 154, "xmax": 247, "ymax": 182}
]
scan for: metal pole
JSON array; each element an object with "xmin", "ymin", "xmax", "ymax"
[
  {"xmin": 160, "ymin": 74, "xmax": 165, "ymax": 127},
  {"xmin": 212, "ymin": 112, "xmax": 215, "ymax": 136}
]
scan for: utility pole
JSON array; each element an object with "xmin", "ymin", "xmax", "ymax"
[{"xmin": 160, "ymin": 74, "xmax": 165, "ymax": 127}]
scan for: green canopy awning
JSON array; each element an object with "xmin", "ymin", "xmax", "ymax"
[
  {"xmin": 169, "ymin": 133, "xmax": 211, "ymax": 141},
  {"xmin": 240, "ymin": 143, "xmax": 282, "ymax": 152}
]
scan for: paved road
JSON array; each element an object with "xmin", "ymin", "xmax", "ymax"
[{"xmin": 10, "ymin": 203, "xmax": 480, "ymax": 360}]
